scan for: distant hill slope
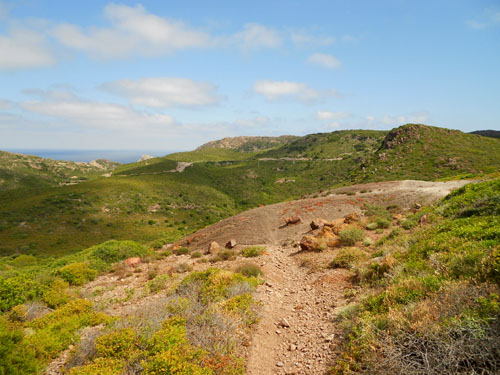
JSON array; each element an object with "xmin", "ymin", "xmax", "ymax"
[
  {"xmin": 258, "ymin": 129, "xmax": 388, "ymax": 159},
  {"xmin": 1, "ymin": 124, "xmax": 499, "ymax": 257},
  {"xmin": 0, "ymin": 151, "xmax": 119, "ymax": 191},
  {"xmin": 470, "ymin": 129, "xmax": 500, "ymax": 139},
  {"xmin": 196, "ymin": 135, "xmax": 298, "ymax": 152},
  {"xmin": 357, "ymin": 124, "xmax": 500, "ymax": 181}
]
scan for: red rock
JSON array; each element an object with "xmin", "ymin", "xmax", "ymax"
[
  {"xmin": 285, "ymin": 216, "xmax": 302, "ymax": 226},
  {"xmin": 124, "ymin": 257, "xmax": 141, "ymax": 267}
]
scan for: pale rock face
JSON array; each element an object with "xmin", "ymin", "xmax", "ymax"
[{"xmin": 137, "ymin": 154, "xmax": 155, "ymax": 162}]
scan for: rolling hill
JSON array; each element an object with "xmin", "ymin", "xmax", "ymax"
[
  {"xmin": 0, "ymin": 124, "xmax": 499, "ymax": 257},
  {"xmin": 0, "ymin": 151, "xmax": 119, "ymax": 192}
]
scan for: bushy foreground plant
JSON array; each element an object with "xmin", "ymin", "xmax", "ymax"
[{"xmin": 331, "ymin": 179, "xmax": 500, "ymax": 374}]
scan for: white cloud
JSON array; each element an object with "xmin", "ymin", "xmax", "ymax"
[
  {"xmin": 307, "ymin": 53, "xmax": 341, "ymax": 69},
  {"xmin": 317, "ymin": 111, "xmax": 350, "ymax": 120},
  {"xmin": 22, "ymin": 95, "xmax": 175, "ymax": 130},
  {"xmin": 254, "ymin": 80, "xmax": 338, "ymax": 102},
  {"xmin": 290, "ymin": 30, "xmax": 335, "ymax": 46},
  {"xmin": 51, "ymin": 3, "xmax": 211, "ymax": 59},
  {"xmin": 0, "ymin": 26, "xmax": 55, "ymax": 69},
  {"xmin": 101, "ymin": 77, "xmax": 221, "ymax": 108},
  {"xmin": 232, "ymin": 23, "xmax": 282, "ymax": 50}
]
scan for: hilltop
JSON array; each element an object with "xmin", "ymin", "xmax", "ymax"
[
  {"xmin": 356, "ymin": 124, "xmax": 500, "ymax": 181},
  {"xmin": 471, "ymin": 129, "xmax": 500, "ymax": 139},
  {"xmin": 196, "ymin": 135, "xmax": 298, "ymax": 152},
  {"xmin": 0, "ymin": 151, "xmax": 119, "ymax": 191}
]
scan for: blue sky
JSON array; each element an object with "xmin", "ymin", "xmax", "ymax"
[{"xmin": 0, "ymin": 0, "xmax": 499, "ymax": 151}]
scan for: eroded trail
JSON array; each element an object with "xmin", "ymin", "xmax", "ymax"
[{"xmin": 246, "ymin": 245, "xmax": 350, "ymax": 375}]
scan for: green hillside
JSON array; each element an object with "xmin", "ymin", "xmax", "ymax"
[
  {"xmin": 0, "ymin": 151, "xmax": 119, "ymax": 192},
  {"xmin": 357, "ymin": 124, "xmax": 500, "ymax": 181},
  {"xmin": 259, "ymin": 130, "xmax": 388, "ymax": 159},
  {"xmin": 0, "ymin": 124, "xmax": 499, "ymax": 258}
]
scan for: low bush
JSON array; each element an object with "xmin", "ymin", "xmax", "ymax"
[
  {"xmin": 57, "ymin": 262, "xmax": 97, "ymax": 286},
  {"xmin": 146, "ymin": 274, "xmax": 170, "ymax": 294},
  {"xmin": 339, "ymin": 227, "xmax": 364, "ymax": 246},
  {"xmin": 174, "ymin": 247, "xmax": 191, "ymax": 256},
  {"xmin": 241, "ymin": 246, "xmax": 266, "ymax": 258},
  {"xmin": 236, "ymin": 262, "xmax": 263, "ymax": 278},
  {"xmin": 329, "ymin": 248, "xmax": 368, "ymax": 269}
]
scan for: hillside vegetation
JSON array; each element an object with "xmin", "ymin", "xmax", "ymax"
[
  {"xmin": 331, "ymin": 178, "xmax": 500, "ymax": 374},
  {"xmin": 0, "ymin": 125, "xmax": 499, "ymax": 258},
  {"xmin": 356, "ymin": 124, "xmax": 500, "ymax": 181},
  {"xmin": 0, "ymin": 151, "xmax": 119, "ymax": 192}
]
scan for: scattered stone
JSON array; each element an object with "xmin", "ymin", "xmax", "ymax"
[
  {"xmin": 207, "ymin": 241, "xmax": 220, "ymax": 254},
  {"xmin": 310, "ymin": 218, "xmax": 324, "ymax": 230},
  {"xmin": 299, "ymin": 235, "xmax": 316, "ymax": 251},
  {"xmin": 225, "ymin": 239, "xmax": 237, "ymax": 249},
  {"xmin": 279, "ymin": 318, "xmax": 291, "ymax": 328},
  {"xmin": 285, "ymin": 216, "xmax": 302, "ymax": 226},
  {"xmin": 277, "ymin": 362, "xmax": 284, "ymax": 367},
  {"xmin": 414, "ymin": 203, "xmax": 422, "ymax": 210},
  {"xmin": 344, "ymin": 212, "xmax": 360, "ymax": 223},
  {"xmin": 288, "ymin": 344, "xmax": 297, "ymax": 351}
]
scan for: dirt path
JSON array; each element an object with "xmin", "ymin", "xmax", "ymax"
[{"xmin": 246, "ymin": 244, "xmax": 350, "ymax": 375}]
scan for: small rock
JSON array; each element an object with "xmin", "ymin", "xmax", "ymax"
[
  {"xmin": 285, "ymin": 216, "xmax": 302, "ymax": 226},
  {"xmin": 279, "ymin": 318, "xmax": 291, "ymax": 328},
  {"xmin": 310, "ymin": 218, "xmax": 324, "ymax": 230},
  {"xmin": 277, "ymin": 362, "xmax": 284, "ymax": 367},
  {"xmin": 288, "ymin": 344, "xmax": 297, "ymax": 351},
  {"xmin": 206, "ymin": 241, "xmax": 220, "ymax": 254},
  {"xmin": 225, "ymin": 239, "xmax": 237, "ymax": 249}
]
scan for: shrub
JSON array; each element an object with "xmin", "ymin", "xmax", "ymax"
[
  {"xmin": 235, "ymin": 262, "xmax": 263, "ymax": 278},
  {"xmin": 0, "ymin": 275, "xmax": 43, "ymax": 312},
  {"xmin": 329, "ymin": 248, "xmax": 367, "ymax": 269},
  {"xmin": 175, "ymin": 263, "xmax": 193, "ymax": 273},
  {"xmin": 57, "ymin": 263, "xmax": 97, "ymax": 286},
  {"xmin": 241, "ymin": 246, "xmax": 265, "ymax": 258},
  {"xmin": 43, "ymin": 279, "xmax": 71, "ymax": 308},
  {"xmin": 365, "ymin": 222, "xmax": 378, "ymax": 231},
  {"xmin": 146, "ymin": 274, "xmax": 170, "ymax": 294},
  {"xmin": 67, "ymin": 358, "xmax": 123, "ymax": 375},
  {"xmin": 191, "ymin": 251, "xmax": 202, "ymax": 259},
  {"xmin": 376, "ymin": 217, "xmax": 391, "ymax": 229},
  {"xmin": 174, "ymin": 247, "xmax": 190, "ymax": 256},
  {"xmin": 89, "ymin": 240, "xmax": 150, "ymax": 271},
  {"xmin": 95, "ymin": 328, "xmax": 137, "ymax": 359},
  {"xmin": 339, "ymin": 227, "xmax": 364, "ymax": 246}
]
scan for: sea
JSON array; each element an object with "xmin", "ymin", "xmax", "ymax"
[{"xmin": 4, "ymin": 149, "xmax": 182, "ymax": 164}]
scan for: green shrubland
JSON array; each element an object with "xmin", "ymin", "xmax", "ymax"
[{"xmin": 331, "ymin": 178, "xmax": 500, "ymax": 374}]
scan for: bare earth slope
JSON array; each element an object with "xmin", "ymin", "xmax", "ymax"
[
  {"xmin": 53, "ymin": 180, "xmax": 470, "ymax": 375},
  {"xmin": 176, "ymin": 179, "xmax": 470, "ymax": 374}
]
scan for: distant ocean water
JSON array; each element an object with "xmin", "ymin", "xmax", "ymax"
[{"xmin": 4, "ymin": 149, "xmax": 182, "ymax": 164}]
